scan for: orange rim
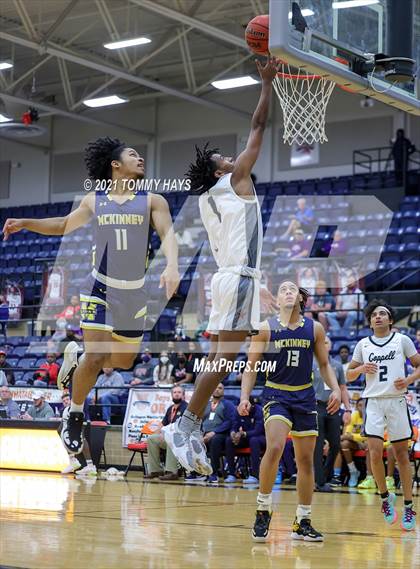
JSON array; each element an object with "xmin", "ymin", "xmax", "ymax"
[{"xmin": 333, "ymin": 56, "xmax": 357, "ymax": 92}]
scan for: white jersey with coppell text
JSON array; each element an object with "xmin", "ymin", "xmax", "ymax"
[{"xmin": 352, "ymin": 332, "xmax": 417, "ymax": 398}]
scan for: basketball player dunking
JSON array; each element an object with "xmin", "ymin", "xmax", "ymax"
[
  {"xmin": 239, "ymin": 280, "xmax": 341, "ymax": 542},
  {"xmin": 164, "ymin": 56, "xmax": 280, "ymax": 474},
  {"xmin": 347, "ymin": 300, "xmax": 420, "ymax": 531},
  {"xmin": 2, "ymin": 137, "xmax": 180, "ymax": 453}
]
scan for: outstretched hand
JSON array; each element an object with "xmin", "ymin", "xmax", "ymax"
[
  {"xmin": 256, "ymin": 55, "xmax": 281, "ymax": 83},
  {"xmin": 2, "ymin": 218, "xmax": 24, "ymax": 241}
]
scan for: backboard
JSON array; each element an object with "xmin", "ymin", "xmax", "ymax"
[{"xmin": 269, "ymin": 0, "xmax": 420, "ymax": 115}]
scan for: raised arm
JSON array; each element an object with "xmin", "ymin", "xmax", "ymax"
[
  {"xmin": 2, "ymin": 193, "xmax": 94, "ymax": 240},
  {"xmin": 231, "ymin": 56, "xmax": 279, "ymax": 194},
  {"xmin": 150, "ymin": 193, "xmax": 180, "ymax": 300},
  {"xmin": 238, "ymin": 321, "xmax": 270, "ymax": 415}
]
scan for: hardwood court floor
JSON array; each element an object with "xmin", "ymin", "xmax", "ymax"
[{"xmin": 0, "ymin": 470, "xmax": 418, "ymax": 569}]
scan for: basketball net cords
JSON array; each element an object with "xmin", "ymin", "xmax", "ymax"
[{"xmin": 273, "ymin": 63, "xmax": 335, "ymax": 145}]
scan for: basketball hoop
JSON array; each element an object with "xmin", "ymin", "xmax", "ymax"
[{"xmin": 273, "ymin": 62, "xmax": 335, "ymax": 146}]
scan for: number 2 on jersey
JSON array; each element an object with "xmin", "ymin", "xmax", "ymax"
[
  {"xmin": 114, "ymin": 228, "xmax": 128, "ymax": 251},
  {"xmin": 379, "ymin": 365, "xmax": 388, "ymax": 382},
  {"xmin": 286, "ymin": 350, "xmax": 300, "ymax": 367}
]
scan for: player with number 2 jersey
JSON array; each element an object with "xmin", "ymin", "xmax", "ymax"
[{"xmin": 347, "ymin": 299, "xmax": 420, "ymax": 531}]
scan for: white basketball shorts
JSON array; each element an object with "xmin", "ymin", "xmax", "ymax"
[
  {"xmin": 207, "ymin": 271, "xmax": 260, "ymax": 335},
  {"xmin": 364, "ymin": 396, "xmax": 413, "ymax": 442}
]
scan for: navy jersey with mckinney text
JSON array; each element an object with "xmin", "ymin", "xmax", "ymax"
[
  {"xmin": 264, "ymin": 317, "xmax": 315, "ymax": 390},
  {"xmin": 92, "ymin": 190, "xmax": 151, "ymax": 285}
]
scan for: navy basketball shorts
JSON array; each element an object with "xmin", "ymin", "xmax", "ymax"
[
  {"xmin": 261, "ymin": 386, "xmax": 318, "ymax": 437},
  {"xmin": 79, "ymin": 275, "xmax": 147, "ymax": 343}
]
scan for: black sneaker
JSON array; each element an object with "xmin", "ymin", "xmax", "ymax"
[
  {"xmin": 329, "ymin": 476, "xmax": 342, "ymax": 487},
  {"xmin": 291, "ymin": 518, "xmax": 324, "ymax": 542},
  {"xmin": 61, "ymin": 409, "xmax": 84, "ymax": 454},
  {"xmin": 252, "ymin": 510, "xmax": 272, "ymax": 542}
]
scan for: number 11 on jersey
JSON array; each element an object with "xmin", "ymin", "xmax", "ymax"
[{"xmin": 114, "ymin": 228, "xmax": 128, "ymax": 251}]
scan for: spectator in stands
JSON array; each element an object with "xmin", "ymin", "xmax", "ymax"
[
  {"xmin": 33, "ymin": 352, "xmax": 61, "ymax": 388},
  {"xmin": 55, "ymin": 295, "xmax": 81, "ymax": 328},
  {"xmin": 167, "ymin": 341, "xmax": 178, "ymax": 366},
  {"xmin": 313, "ymin": 336, "xmax": 352, "ymax": 491},
  {"xmin": 144, "ymin": 386, "xmax": 188, "ymax": 481},
  {"xmin": 22, "ymin": 391, "xmax": 54, "ymax": 420},
  {"xmin": 186, "ymin": 341, "xmax": 203, "ymax": 382},
  {"xmin": 307, "ymin": 281, "xmax": 334, "ymax": 330},
  {"xmin": 288, "ymin": 229, "xmax": 310, "ymax": 259},
  {"xmin": 414, "ymin": 328, "xmax": 420, "ymax": 353},
  {"xmin": 0, "ymin": 370, "xmax": 7, "ymax": 387},
  {"xmin": 282, "ymin": 197, "xmax": 315, "ymax": 238},
  {"xmin": 0, "ymin": 296, "xmax": 9, "ymax": 339},
  {"xmin": 0, "ymin": 348, "xmax": 14, "ymax": 385},
  {"xmin": 322, "ymin": 230, "xmax": 348, "ymax": 258},
  {"xmin": 201, "ymin": 383, "xmax": 235, "ymax": 483},
  {"xmin": 153, "ymin": 351, "xmax": 174, "ymax": 386},
  {"xmin": 86, "ymin": 367, "xmax": 125, "ymax": 424},
  {"xmin": 391, "ymin": 128, "xmax": 416, "ymax": 185},
  {"xmin": 0, "ymin": 385, "xmax": 20, "ymax": 418},
  {"xmin": 171, "ymin": 352, "xmax": 194, "ymax": 386},
  {"xmin": 338, "ymin": 398, "xmax": 366, "ymax": 487},
  {"xmin": 407, "ymin": 306, "xmax": 420, "ymax": 333},
  {"xmin": 298, "ymin": 267, "xmax": 317, "ymax": 293},
  {"xmin": 336, "ymin": 345, "xmax": 351, "ymax": 375},
  {"xmin": 131, "ymin": 350, "xmax": 154, "ymax": 386},
  {"xmin": 326, "ymin": 282, "xmax": 365, "ymax": 334},
  {"xmin": 224, "ymin": 399, "xmax": 265, "ymax": 484}
]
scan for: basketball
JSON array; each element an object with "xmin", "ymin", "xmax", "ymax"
[{"xmin": 245, "ymin": 15, "xmax": 269, "ymax": 55}]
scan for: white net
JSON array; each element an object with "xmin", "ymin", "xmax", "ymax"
[{"xmin": 273, "ymin": 63, "xmax": 336, "ymax": 146}]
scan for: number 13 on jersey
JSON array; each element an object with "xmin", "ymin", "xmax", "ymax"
[{"xmin": 287, "ymin": 350, "xmax": 300, "ymax": 367}]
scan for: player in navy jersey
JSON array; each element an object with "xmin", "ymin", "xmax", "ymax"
[
  {"xmin": 239, "ymin": 280, "xmax": 341, "ymax": 542},
  {"xmin": 2, "ymin": 137, "xmax": 180, "ymax": 453}
]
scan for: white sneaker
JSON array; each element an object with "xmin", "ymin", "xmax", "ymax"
[
  {"xmin": 190, "ymin": 429, "xmax": 213, "ymax": 476},
  {"xmin": 57, "ymin": 341, "xmax": 80, "ymax": 389},
  {"xmin": 162, "ymin": 421, "xmax": 195, "ymax": 473},
  {"xmin": 61, "ymin": 455, "xmax": 81, "ymax": 474},
  {"xmin": 75, "ymin": 464, "xmax": 98, "ymax": 478}
]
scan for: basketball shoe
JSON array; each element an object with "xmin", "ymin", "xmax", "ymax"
[
  {"xmin": 61, "ymin": 406, "xmax": 84, "ymax": 454},
  {"xmin": 57, "ymin": 341, "xmax": 80, "ymax": 389},
  {"xmin": 252, "ymin": 510, "xmax": 272, "ymax": 542},
  {"xmin": 381, "ymin": 493, "xmax": 397, "ymax": 525},
  {"xmin": 401, "ymin": 504, "xmax": 416, "ymax": 531},
  {"xmin": 291, "ymin": 518, "xmax": 324, "ymax": 541}
]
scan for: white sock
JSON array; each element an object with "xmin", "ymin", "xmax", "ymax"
[
  {"xmin": 70, "ymin": 402, "xmax": 84, "ymax": 413},
  {"xmin": 179, "ymin": 410, "xmax": 201, "ymax": 434},
  {"xmin": 257, "ymin": 492, "xmax": 272, "ymax": 511},
  {"xmin": 348, "ymin": 462, "xmax": 358, "ymax": 473},
  {"xmin": 296, "ymin": 504, "xmax": 311, "ymax": 523}
]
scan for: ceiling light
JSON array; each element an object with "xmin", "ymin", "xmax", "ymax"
[
  {"xmin": 0, "ymin": 113, "xmax": 13, "ymax": 123},
  {"xmin": 83, "ymin": 95, "xmax": 128, "ymax": 108},
  {"xmin": 212, "ymin": 76, "xmax": 259, "ymax": 90},
  {"xmin": 0, "ymin": 62, "xmax": 13, "ymax": 70},
  {"xmin": 332, "ymin": 0, "xmax": 379, "ymax": 9},
  {"xmin": 104, "ymin": 37, "xmax": 151, "ymax": 50}
]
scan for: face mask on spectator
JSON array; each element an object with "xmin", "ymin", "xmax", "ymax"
[
  {"xmin": 172, "ymin": 396, "xmax": 183, "ymax": 404},
  {"xmin": 178, "ymin": 357, "xmax": 186, "ymax": 364},
  {"xmin": 160, "ymin": 356, "xmax": 169, "ymax": 364},
  {"xmin": 141, "ymin": 354, "xmax": 151, "ymax": 363}
]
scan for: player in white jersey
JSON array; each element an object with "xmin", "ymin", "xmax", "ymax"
[
  {"xmin": 164, "ymin": 56, "xmax": 279, "ymax": 475},
  {"xmin": 347, "ymin": 300, "xmax": 420, "ymax": 531}
]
